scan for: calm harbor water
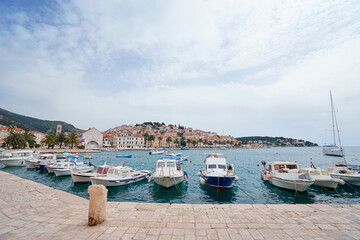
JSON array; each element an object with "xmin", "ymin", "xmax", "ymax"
[{"xmin": 1, "ymin": 147, "xmax": 360, "ymax": 204}]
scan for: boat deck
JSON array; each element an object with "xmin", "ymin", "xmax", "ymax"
[{"xmin": 0, "ymin": 170, "xmax": 360, "ymax": 239}]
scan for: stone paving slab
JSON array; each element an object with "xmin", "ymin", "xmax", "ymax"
[{"xmin": 0, "ymin": 170, "xmax": 360, "ymax": 240}]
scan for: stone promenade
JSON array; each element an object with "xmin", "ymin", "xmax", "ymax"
[{"xmin": 0, "ymin": 171, "xmax": 359, "ymax": 240}]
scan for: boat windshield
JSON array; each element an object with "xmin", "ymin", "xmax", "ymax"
[
  {"xmin": 218, "ymin": 165, "xmax": 226, "ymax": 170},
  {"xmin": 208, "ymin": 164, "xmax": 216, "ymax": 169},
  {"xmin": 158, "ymin": 162, "xmax": 165, "ymax": 167},
  {"xmin": 167, "ymin": 162, "xmax": 175, "ymax": 167},
  {"xmin": 274, "ymin": 164, "xmax": 297, "ymax": 170}
]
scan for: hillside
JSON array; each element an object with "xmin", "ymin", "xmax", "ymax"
[
  {"xmin": 236, "ymin": 136, "xmax": 318, "ymax": 147},
  {"xmin": 0, "ymin": 108, "xmax": 82, "ymax": 133}
]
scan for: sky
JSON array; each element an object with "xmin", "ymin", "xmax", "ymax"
[{"xmin": 1, "ymin": 0, "xmax": 360, "ymax": 146}]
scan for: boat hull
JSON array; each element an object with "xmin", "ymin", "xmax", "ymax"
[
  {"xmin": 0, "ymin": 158, "xmax": 28, "ymax": 167},
  {"xmin": 330, "ymin": 173, "xmax": 360, "ymax": 187},
  {"xmin": 269, "ymin": 177, "xmax": 314, "ymax": 192},
  {"xmin": 116, "ymin": 155, "xmax": 132, "ymax": 158},
  {"xmin": 200, "ymin": 175, "xmax": 235, "ymax": 191},
  {"xmin": 154, "ymin": 176, "xmax": 184, "ymax": 188},
  {"xmin": 323, "ymin": 147, "xmax": 344, "ymax": 157},
  {"xmin": 54, "ymin": 166, "xmax": 94, "ymax": 177},
  {"xmin": 313, "ymin": 179, "xmax": 339, "ymax": 189},
  {"xmin": 91, "ymin": 172, "xmax": 151, "ymax": 187}
]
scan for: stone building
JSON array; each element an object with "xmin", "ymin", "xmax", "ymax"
[{"xmin": 81, "ymin": 127, "xmax": 103, "ymax": 149}]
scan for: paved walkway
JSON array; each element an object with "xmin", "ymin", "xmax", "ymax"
[{"xmin": 0, "ymin": 171, "xmax": 359, "ymax": 240}]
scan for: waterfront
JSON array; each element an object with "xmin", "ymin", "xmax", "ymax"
[{"xmin": 1, "ymin": 147, "xmax": 360, "ymax": 204}]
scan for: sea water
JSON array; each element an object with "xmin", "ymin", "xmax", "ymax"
[{"xmin": 1, "ymin": 147, "xmax": 360, "ymax": 204}]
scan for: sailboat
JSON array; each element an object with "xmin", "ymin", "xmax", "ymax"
[{"xmin": 322, "ymin": 91, "xmax": 345, "ymax": 157}]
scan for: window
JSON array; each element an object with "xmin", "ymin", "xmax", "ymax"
[
  {"xmin": 167, "ymin": 162, "xmax": 175, "ymax": 167},
  {"xmin": 218, "ymin": 165, "xmax": 226, "ymax": 170},
  {"xmin": 158, "ymin": 162, "xmax": 165, "ymax": 167},
  {"xmin": 208, "ymin": 164, "xmax": 216, "ymax": 169},
  {"xmin": 286, "ymin": 165, "xmax": 298, "ymax": 170}
]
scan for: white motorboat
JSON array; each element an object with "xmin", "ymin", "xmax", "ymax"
[
  {"xmin": 300, "ymin": 165, "xmax": 344, "ymax": 189},
  {"xmin": 71, "ymin": 165, "xmax": 110, "ymax": 184},
  {"xmin": 198, "ymin": 153, "xmax": 238, "ymax": 191},
  {"xmin": 328, "ymin": 163, "xmax": 360, "ymax": 187},
  {"xmin": 25, "ymin": 154, "xmax": 56, "ymax": 169},
  {"xmin": 323, "ymin": 91, "xmax": 344, "ymax": 157},
  {"xmin": 46, "ymin": 155, "xmax": 85, "ymax": 173},
  {"xmin": 261, "ymin": 161, "xmax": 314, "ymax": 192},
  {"xmin": 0, "ymin": 150, "xmax": 35, "ymax": 167},
  {"xmin": 151, "ymin": 156, "xmax": 187, "ymax": 188},
  {"xmin": 149, "ymin": 150, "xmax": 165, "ymax": 155},
  {"xmin": 90, "ymin": 166, "xmax": 151, "ymax": 187},
  {"xmin": 54, "ymin": 164, "xmax": 94, "ymax": 177}
]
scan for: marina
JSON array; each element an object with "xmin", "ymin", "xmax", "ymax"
[
  {"xmin": 1, "ymin": 147, "xmax": 360, "ymax": 204},
  {"xmin": 1, "ymin": 170, "xmax": 360, "ymax": 240}
]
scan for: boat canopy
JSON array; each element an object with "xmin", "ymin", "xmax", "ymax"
[{"xmin": 157, "ymin": 156, "xmax": 181, "ymax": 161}]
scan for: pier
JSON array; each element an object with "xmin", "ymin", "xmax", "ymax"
[{"xmin": 0, "ymin": 171, "xmax": 360, "ymax": 239}]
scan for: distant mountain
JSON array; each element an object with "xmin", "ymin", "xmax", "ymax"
[
  {"xmin": 0, "ymin": 108, "xmax": 82, "ymax": 133},
  {"xmin": 236, "ymin": 136, "xmax": 318, "ymax": 147}
]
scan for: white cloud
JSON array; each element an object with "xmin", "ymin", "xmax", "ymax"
[{"xmin": 1, "ymin": 0, "xmax": 360, "ymax": 145}]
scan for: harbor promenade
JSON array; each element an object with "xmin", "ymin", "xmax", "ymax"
[{"xmin": 0, "ymin": 171, "xmax": 359, "ymax": 240}]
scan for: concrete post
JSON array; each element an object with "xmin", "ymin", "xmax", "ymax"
[{"xmin": 88, "ymin": 185, "xmax": 108, "ymax": 226}]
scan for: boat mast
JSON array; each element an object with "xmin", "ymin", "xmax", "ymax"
[
  {"xmin": 330, "ymin": 91, "xmax": 336, "ymax": 147},
  {"xmin": 330, "ymin": 91, "xmax": 346, "ymax": 164}
]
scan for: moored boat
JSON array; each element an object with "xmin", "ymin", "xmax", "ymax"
[
  {"xmin": 261, "ymin": 161, "xmax": 314, "ymax": 192},
  {"xmin": 300, "ymin": 164, "xmax": 344, "ymax": 189},
  {"xmin": 116, "ymin": 154, "xmax": 133, "ymax": 158},
  {"xmin": 152, "ymin": 156, "xmax": 187, "ymax": 188},
  {"xmin": 90, "ymin": 166, "xmax": 151, "ymax": 187},
  {"xmin": 0, "ymin": 150, "xmax": 35, "ymax": 167},
  {"xmin": 198, "ymin": 153, "xmax": 238, "ymax": 191},
  {"xmin": 71, "ymin": 165, "xmax": 110, "ymax": 184},
  {"xmin": 328, "ymin": 163, "xmax": 360, "ymax": 187},
  {"xmin": 46, "ymin": 155, "xmax": 85, "ymax": 174},
  {"xmin": 149, "ymin": 150, "xmax": 165, "ymax": 155}
]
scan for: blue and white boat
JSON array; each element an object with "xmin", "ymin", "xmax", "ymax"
[
  {"xmin": 90, "ymin": 166, "xmax": 152, "ymax": 187},
  {"xmin": 198, "ymin": 153, "xmax": 238, "ymax": 191},
  {"xmin": 46, "ymin": 155, "xmax": 86, "ymax": 174},
  {"xmin": 116, "ymin": 154, "xmax": 133, "ymax": 158}
]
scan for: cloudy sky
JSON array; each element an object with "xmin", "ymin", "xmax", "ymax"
[{"xmin": 1, "ymin": 0, "xmax": 360, "ymax": 145}]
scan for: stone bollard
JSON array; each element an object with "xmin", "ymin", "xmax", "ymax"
[{"xmin": 88, "ymin": 185, "xmax": 108, "ymax": 226}]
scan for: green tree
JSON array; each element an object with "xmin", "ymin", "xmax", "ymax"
[
  {"xmin": 7, "ymin": 125, "xmax": 16, "ymax": 133},
  {"xmin": 166, "ymin": 137, "xmax": 172, "ymax": 147},
  {"xmin": 23, "ymin": 131, "xmax": 36, "ymax": 148},
  {"xmin": 4, "ymin": 132, "xmax": 26, "ymax": 149},
  {"xmin": 192, "ymin": 140, "xmax": 197, "ymax": 148},
  {"xmin": 143, "ymin": 133, "xmax": 149, "ymax": 148},
  {"xmin": 174, "ymin": 138, "xmax": 180, "ymax": 148},
  {"xmin": 67, "ymin": 132, "xmax": 79, "ymax": 149},
  {"xmin": 157, "ymin": 136, "xmax": 163, "ymax": 148},
  {"xmin": 42, "ymin": 133, "xmax": 56, "ymax": 149},
  {"xmin": 56, "ymin": 132, "xmax": 67, "ymax": 148},
  {"xmin": 198, "ymin": 139, "xmax": 203, "ymax": 148},
  {"xmin": 148, "ymin": 135, "xmax": 155, "ymax": 148}
]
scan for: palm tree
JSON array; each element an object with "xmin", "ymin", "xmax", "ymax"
[
  {"xmin": 174, "ymin": 138, "xmax": 180, "ymax": 148},
  {"xmin": 23, "ymin": 131, "xmax": 36, "ymax": 148},
  {"xmin": 143, "ymin": 133, "xmax": 149, "ymax": 148},
  {"xmin": 7, "ymin": 125, "xmax": 16, "ymax": 133},
  {"xmin": 166, "ymin": 137, "xmax": 172, "ymax": 148},
  {"xmin": 148, "ymin": 135, "xmax": 155, "ymax": 148},
  {"xmin": 157, "ymin": 136, "xmax": 163, "ymax": 148},
  {"xmin": 4, "ymin": 132, "xmax": 26, "ymax": 149},
  {"xmin": 67, "ymin": 132, "xmax": 79, "ymax": 149},
  {"xmin": 42, "ymin": 133, "xmax": 56, "ymax": 149},
  {"xmin": 56, "ymin": 132, "xmax": 67, "ymax": 149}
]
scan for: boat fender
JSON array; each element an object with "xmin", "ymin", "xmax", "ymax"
[
  {"xmin": 197, "ymin": 171, "xmax": 201, "ymax": 176},
  {"xmin": 234, "ymin": 176, "xmax": 239, "ymax": 182},
  {"xmin": 148, "ymin": 173, "xmax": 153, "ymax": 182},
  {"xmin": 200, "ymin": 177, "xmax": 206, "ymax": 185},
  {"xmin": 184, "ymin": 172, "xmax": 188, "ymax": 182}
]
